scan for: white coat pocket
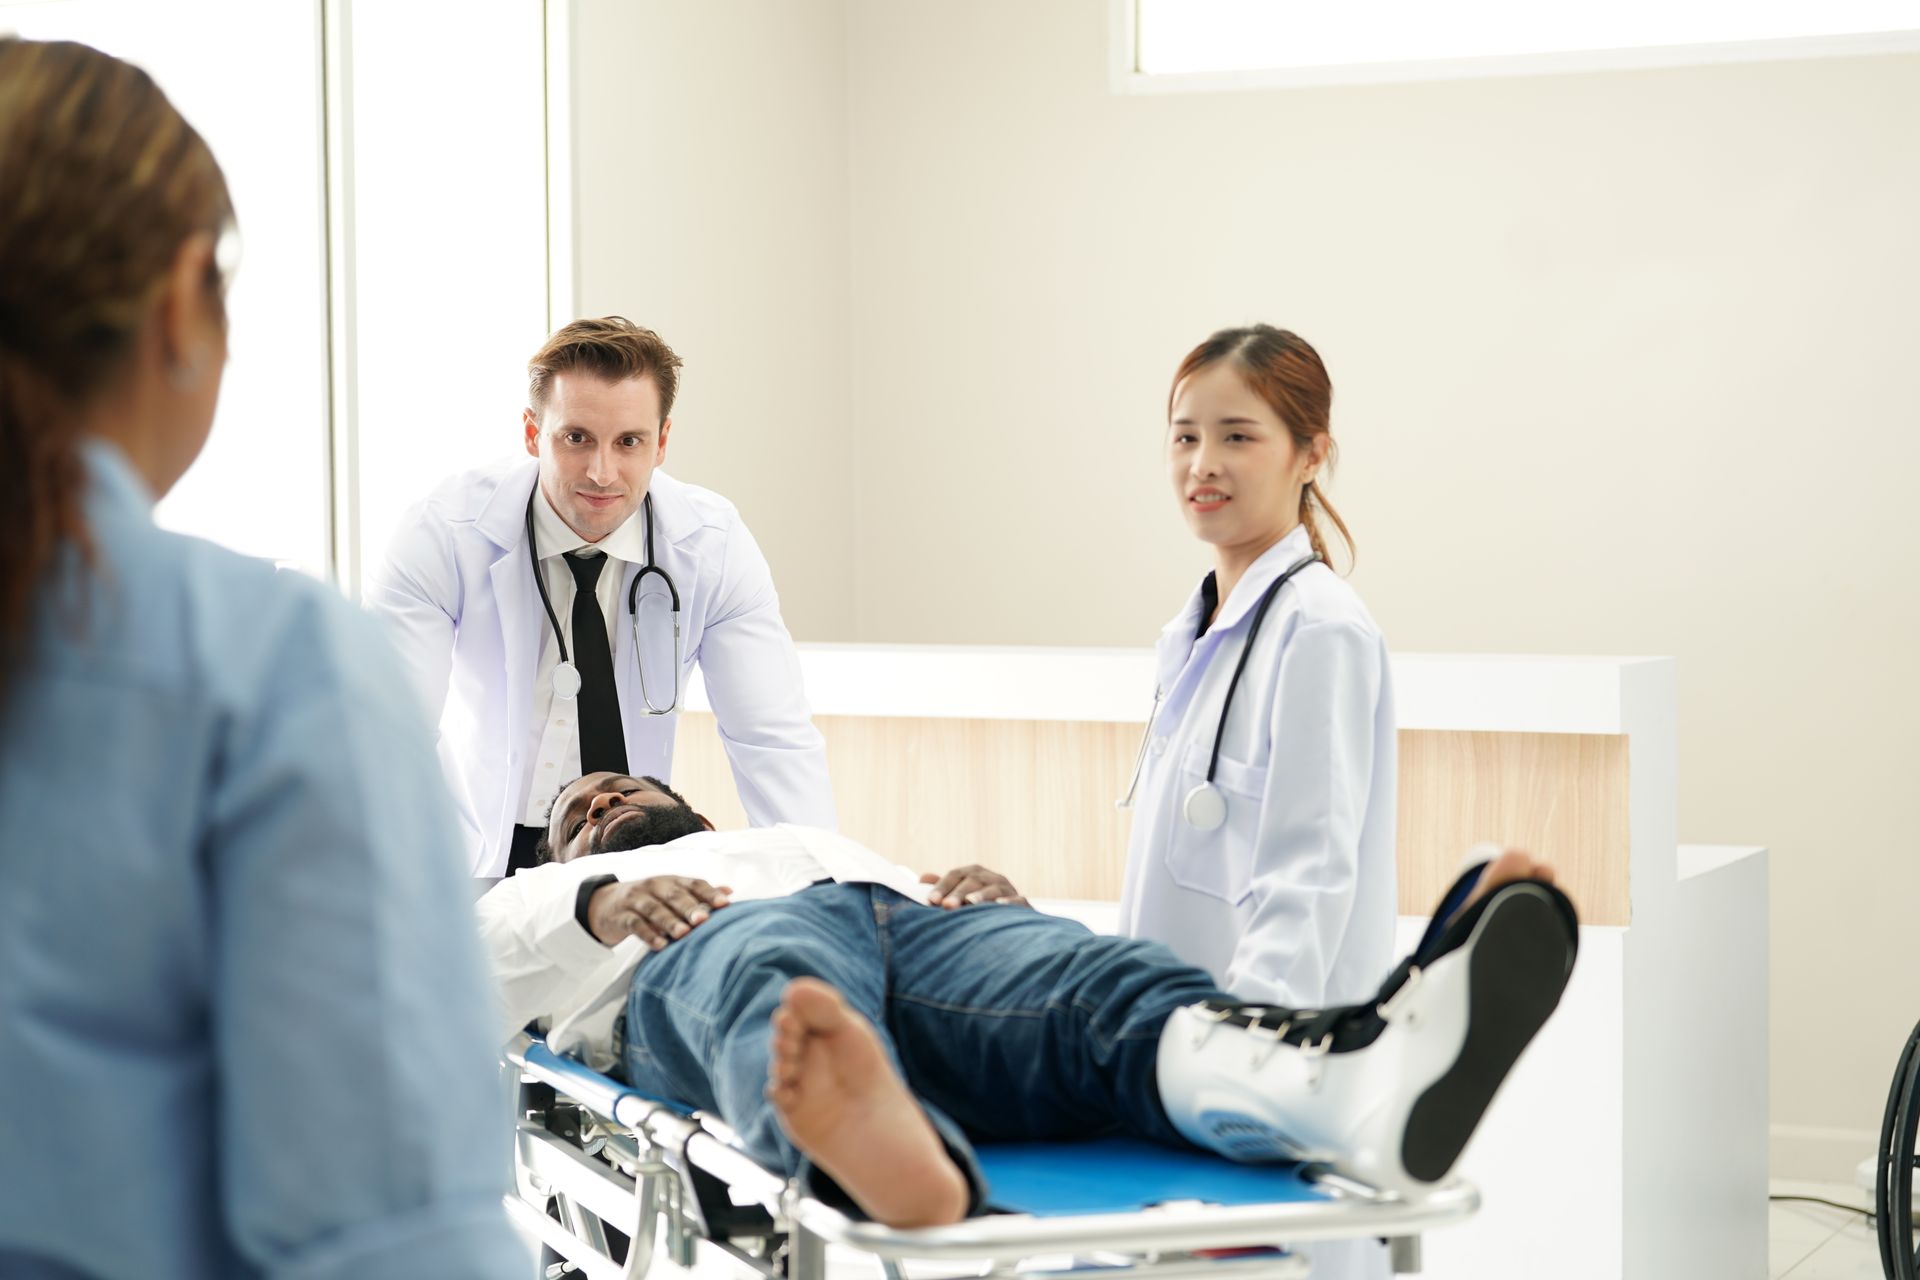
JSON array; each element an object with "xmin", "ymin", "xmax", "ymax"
[{"xmin": 1161, "ymin": 741, "xmax": 1269, "ymax": 905}]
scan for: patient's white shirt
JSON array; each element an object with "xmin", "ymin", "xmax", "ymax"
[{"xmin": 476, "ymin": 824, "xmax": 930, "ymax": 1069}]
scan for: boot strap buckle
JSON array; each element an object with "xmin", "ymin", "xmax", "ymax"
[{"xmin": 1376, "ymin": 965, "xmax": 1423, "ymax": 1022}]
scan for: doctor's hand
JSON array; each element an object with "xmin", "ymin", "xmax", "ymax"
[
  {"xmin": 921, "ymin": 866, "xmax": 1031, "ymax": 910},
  {"xmin": 587, "ymin": 877, "xmax": 733, "ymax": 951}
]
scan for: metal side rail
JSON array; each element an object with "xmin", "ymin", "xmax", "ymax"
[{"xmin": 784, "ymin": 1180, "xmax": 1477, "ymax": 1263}]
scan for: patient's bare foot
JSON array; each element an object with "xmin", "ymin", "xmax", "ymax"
[
  {"xmin": 766, "ymin": 977, "xmax": 969, "ymax": 1228},
  {"xmin": 1461, "ymin": 848, "xmax": 1557, "ymax": 912}
]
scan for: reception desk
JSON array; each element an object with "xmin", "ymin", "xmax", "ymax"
[{"xmin": 672, "ymin": 646, "xmax": 1767, "ymax": 1280}]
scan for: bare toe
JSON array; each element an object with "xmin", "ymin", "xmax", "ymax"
[
  {"xmin": 1462, "ymin": 848, "xmax": 1553, "ymax": 911},
  {"xmin": 767, "ymin": 978, "xmax": 968, "ymax": 1227}
]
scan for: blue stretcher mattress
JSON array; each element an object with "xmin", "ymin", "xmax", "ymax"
[
  {"xmin": 522, "ymin": 1041, "xmax": 1326, "ymax": 1219},
  {"xmin": 977, "ymin": 1141, "xmax": 1322, "ymax": 1217}
]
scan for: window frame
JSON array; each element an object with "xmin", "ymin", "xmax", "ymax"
[{"xmin": 1111, "ymin": 0, "xmax": 1920, "ymax": 94}]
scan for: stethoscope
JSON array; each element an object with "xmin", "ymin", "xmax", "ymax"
[
  {"xmin": 526, "ymin": 490, "xmax": 684, "ymax": 715},
  {"xmin": 1115, "ymin": 552, "xmax": 1321, "ymax": 832}
]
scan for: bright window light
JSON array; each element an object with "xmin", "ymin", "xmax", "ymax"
[
  {"xmin": 345, "ymin": 1, "xmax": 550, "ymax": 592},
  {"xmin": 1134, "ymin": 0, "xmax": 1920, "ymax": 83},
  {"xmin": 3, "ymin": 0, "xmax": 330, "ymax": 573}
]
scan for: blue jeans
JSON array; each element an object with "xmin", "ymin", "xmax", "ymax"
[{"xmin": 618, "ymin": 882, "xmax": 1229, "ymax": 1210}]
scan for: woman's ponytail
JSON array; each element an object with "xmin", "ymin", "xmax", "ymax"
[
  {"xmin": 1299, "ymin": 480, "xmax": 1355, "ymax": 570},
  {"xmin": 0, "ymin": 350, "xmax": 92, "ymax": 695}
]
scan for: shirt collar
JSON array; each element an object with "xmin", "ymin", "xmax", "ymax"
[
  {"xmin": 81, "ymin": 438, "xmax": 156, "ymax": 515},
  {"xmin": 1161, "ymin": 577, "xmax": 1210, "ymax": 643},
  {"xmin": 531, "ymin": 486, "xmax": 651, "ymax": 565},
  {"xmin": 1163, "ymin": 523, "xmax": 1318, "ymax": 640}
]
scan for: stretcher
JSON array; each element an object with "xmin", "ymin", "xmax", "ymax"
[{"xmin": 504, "ymin": 1033, "xmax": 1479, "ymax": 1280}]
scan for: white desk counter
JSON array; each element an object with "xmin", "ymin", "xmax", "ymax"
[{"xmin": 692, "ymin": 644, "xmax": 1670, "ymax": 733}]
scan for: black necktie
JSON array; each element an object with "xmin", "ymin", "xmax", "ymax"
[{"xmin": 567, "ymin": 553, "xmax": 628, "ymax": 776}]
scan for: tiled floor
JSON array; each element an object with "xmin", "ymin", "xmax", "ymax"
[{"xmin": 1770, "ymin": 1179, "xmax": 1906, "ymax": 1279}]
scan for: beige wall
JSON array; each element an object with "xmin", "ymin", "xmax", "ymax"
[
  {"xmin": 576, "ymin": 0, "xmax": 1920, "ymax": 1178},
  {"xmin": 570, "ymin": 0, "xmax": 855, "ymax": 639}
]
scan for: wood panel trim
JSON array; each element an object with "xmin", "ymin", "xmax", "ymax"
[{"xmin": 670, "ymin": 715, "xmax": 1628, "ymax": 925}]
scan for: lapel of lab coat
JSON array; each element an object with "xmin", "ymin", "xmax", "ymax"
[
  {"xmin": 1207, "ymin": 524, "xmax": 1316, "ymax": 637},
  {"xmin": 479, "ymin": 462, "xmax": 544, "ymax": 773},
  {"xmin": 1156, "ymin": 572, "xmax": 1234, "ymax": 727},
  {"xmin": 1155, "ymin": 590, "xmax": 1206, "ymax": 718},
  {"xmin": 1154, "ymin": 524, "xmax": 1317, "ymax": 725},
  {"xmin": 609, "ymin": 472, "xmax": 693, "ymax": 739}
]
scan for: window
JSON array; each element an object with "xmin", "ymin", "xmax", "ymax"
[
  {"xmin": 3, "ymin": 0, "xmax": 559, "ymax": 590},
  {"xmin": 341, "ymin": 1, "xmax": 552, "ymax": 594},
  {"xmin": 1124, "ymin": 0, "xmax": 1920, "ymax": 89},
  {"xmin": 4, "ymin": 0, "xmax": 331, "ymax": 573}
]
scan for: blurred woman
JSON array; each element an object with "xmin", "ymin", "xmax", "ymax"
[{"xmin": 0, "ymin": 37, "xmax": 522, "ymax": 1278}]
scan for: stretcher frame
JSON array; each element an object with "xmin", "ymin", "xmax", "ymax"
[{"xmin": 504, "ymin": 1034, "xmax": 1478, "ymax": 1280}]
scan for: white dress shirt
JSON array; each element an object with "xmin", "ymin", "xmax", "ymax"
[
  {"xmin": 522, "ymin": 492, "xmax": 650, "ymax": 825},
  {"xmin": 476, "ymin": 825, "xmax": 929, "ymax": 1070}
]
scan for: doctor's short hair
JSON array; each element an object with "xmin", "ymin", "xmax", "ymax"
[{"xmin": 527, "ymin": 317, "xmax": 684, "ymax": 422}]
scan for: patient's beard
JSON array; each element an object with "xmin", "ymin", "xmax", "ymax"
[{"xmin": 592, "ymin": 803, "xmax": 711, "ymax": 854}]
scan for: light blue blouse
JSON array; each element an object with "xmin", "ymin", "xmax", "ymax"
[{"xmin": 0, "ymin": 444, "xmax": 523, "ymax": 1278}]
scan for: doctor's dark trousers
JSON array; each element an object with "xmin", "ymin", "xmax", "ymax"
[{"xmin": 615, "ymin": 882, "xmax": 1230, "ymax": 1211}]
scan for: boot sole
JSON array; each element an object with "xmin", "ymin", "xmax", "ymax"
[{"xmin": 1400, "ymin": 885, "xmax": 1574, "ymax": 1183}]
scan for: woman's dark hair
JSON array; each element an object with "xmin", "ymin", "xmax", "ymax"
[{"xmin": 0, "ymin": 37, "xmax": 234, "ymax": 700}]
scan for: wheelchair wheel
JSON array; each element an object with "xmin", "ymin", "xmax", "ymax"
[{"xmin": 1877, "ymin": 1018, "xmax": 1920, "ymax": 1280}]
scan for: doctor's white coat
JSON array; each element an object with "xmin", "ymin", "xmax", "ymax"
[
  {"xmin": 1116, "ymin": 524, "xmax": 1397, "ymax": 1013},
  {"xmin": 365, "ymin": 457, "xmax": 835, "ymax": 877}
]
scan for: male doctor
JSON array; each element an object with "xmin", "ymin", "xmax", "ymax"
[{"xmin": 366, "ymin": 317, "xmax": 836, "ymax": 880}]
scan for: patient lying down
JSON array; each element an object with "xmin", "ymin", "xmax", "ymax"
[{"xmin": 478, "ymin": 771, "xmax": 1578, "ymax": 1229}]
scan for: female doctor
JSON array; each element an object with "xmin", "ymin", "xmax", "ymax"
[
  {"xmin": 1117, "ymin": 324, "xmax": 1397, "ymax": 1016},
  {"xmin": 1117, "ymin": 327, "xmax": 1397, "ymax": 1280}
]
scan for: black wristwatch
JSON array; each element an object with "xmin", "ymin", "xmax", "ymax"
[{"xmin": 575, "ymin": 874, "xmax": 619, "ymax": 939}]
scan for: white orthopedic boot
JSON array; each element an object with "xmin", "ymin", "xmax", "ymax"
[{"xmin": 1155, "ymin": 871, "xmax": 1578, "ymax": 1196}]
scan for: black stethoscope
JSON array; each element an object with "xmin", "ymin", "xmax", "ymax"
[
  {"xmin": 1115, "ymin": 552, "xmax": 1321, "ymax": 832},
  {"xmin": 526, "ymin": 490, "xmax": 684, "ymax": 715}
]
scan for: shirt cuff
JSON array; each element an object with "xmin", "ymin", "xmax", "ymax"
[{"xmin": 574, "ymin": 874, "xmax": 618, "ymax": 940}]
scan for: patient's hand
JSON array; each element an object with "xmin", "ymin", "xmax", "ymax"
[
  {"xmin": 587, "ymin": 876, "xmax": 732, "ymax": 950},
  {"xmin": 921, "ymin": 866, "xmax": 1030, "ymax": 910}
]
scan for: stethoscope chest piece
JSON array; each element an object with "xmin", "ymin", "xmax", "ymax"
[
  {"xmin": 1166, "ymin": 549, "xmax": 1321, "ymax": 832},
  {"xmin": 1182, "ymin": 782, "xmax": 1228, "ymax": 831},
  {"xmin": 552, "ymin": 660, "xmax": 581, "ymax": 701}
]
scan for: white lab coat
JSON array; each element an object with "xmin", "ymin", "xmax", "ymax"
[
  {"xmin": 1118, "ymin": 525, "xmax": 1398, "ymax": 1280},
  {"xmin": 365, "ymin": 457, "xmax": 835, "ymax": 877},
  {"xmin": 1116, "ymin": 523, "xmax": 1397, "ymax": 1013}
]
